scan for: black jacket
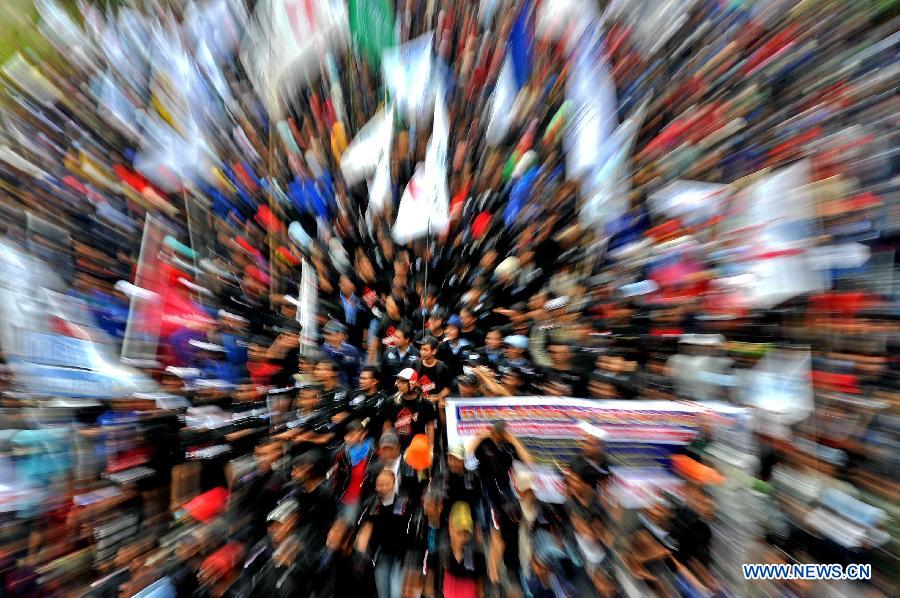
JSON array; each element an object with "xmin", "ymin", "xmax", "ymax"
[
  {"xmin": 360, "ymin": 458, "xmax": 425, "ymax": 507},
  {"xmin": 331, "ymin": 444, "xmax": 376, "ymax": 503}
]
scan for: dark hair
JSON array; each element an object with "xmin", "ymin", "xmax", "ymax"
[
  {"xmin": 388, "ymin": 294, "xmax": 407, "ymax": 314},
  {"xmin": 395, "ymin": 321, "xmax": 413, "ymax": 340},
  {"xmin": 316, "ymin": 358, "xmax": 340, "ymax": 373},
  {"xmin": 361, "ymin": 365, "xmax": 381, "ymax": 379}
]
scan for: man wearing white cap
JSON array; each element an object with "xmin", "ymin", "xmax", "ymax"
[{"xmin": 384, "ymin": 368, "xmax": 435, "ymax": 450}]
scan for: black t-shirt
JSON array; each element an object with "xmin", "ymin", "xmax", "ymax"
[
  {"xmin": 444, "ymin": 470, "xmax": 482, "ymax": 526},
  {"xmin": 671, "ymin": 504, "xmax": 712, "ymax": 566},
  {"xmin": 386, "ymin": 397, "xmax": 436, "ymax": 447},
  {"xmin": 474, "ymin": 438, "xmax": 519, "ymax": 490},
  {"xmin": 543, "ymin": 367, "xmax": 588, "ymax": 398},
  {"xmin": 348, "ymin": 389, "xmax": 391, "ymax": 439},
  {"xmin": 437, "ymin": 340, "xmax": 472, "ymax": 379},
  {"xmin": 363, "ymin": 494, "xmax": 414, "ymax": 556},
  {"xmin": 460, "ymin": 327, "xmax": 485, "ymax": 350},
  {"xmin": 413, "ymin": 358, "xmax": 452, "ymax": 399}
]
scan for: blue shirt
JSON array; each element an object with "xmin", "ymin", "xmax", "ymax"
[{"xmin": 322, "ymin": 342, "xmax": 361, "ymax": 387}]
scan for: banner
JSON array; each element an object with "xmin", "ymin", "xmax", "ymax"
[{"xmin": 445, "ymin": 397, "xmax": 750, "ymax": 471}]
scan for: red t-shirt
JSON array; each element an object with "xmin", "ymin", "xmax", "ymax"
[{"xmin": 341, "ymin": 460, "xmax": 367, "ymax": 505}]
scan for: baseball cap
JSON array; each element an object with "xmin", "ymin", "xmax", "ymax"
[
  {"xmin": 449, "ymin": 501, "xmax": 474, "ymax": 533},
  {"xmin": 417, "ymin": 335, "xmax": 440, "ymax": 349},
  {"xmin": 379, "ymin": 430, "xmax": 400, "ymax": 448},
  {"xmin": 267, "ymin": 498, "xmax": 298, "ymax": 524},
  {"xmin": 396, "ymin": 368, "xmax": 418, "ymax": 382},
  {"xmin": 446, "ymin": 314, "xmax": 462, "ymax": 328},
  {"xmin": 323, "ymin": 319, "xmax": 348, "ymax": 335},
  {"xmin": 504, "ymin": 335, "xmax": 528, "ymax": 349},
  {"xmin": 448, "ymin": 443, "xmax": 466, "ymax": 460}
]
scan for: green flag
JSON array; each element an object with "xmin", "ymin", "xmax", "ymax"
[{"xmin": 349, "ymin": 0, "xmax": 395, "ymax": 68}]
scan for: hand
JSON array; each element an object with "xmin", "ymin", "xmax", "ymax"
[{"xmin": 332, "ymin": 412, "xmax": 349, "ymax": 424}]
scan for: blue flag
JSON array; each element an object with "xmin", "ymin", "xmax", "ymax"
[{"xmin": 509, "ymin": 0, "xmax": 533, "ymax": 88}]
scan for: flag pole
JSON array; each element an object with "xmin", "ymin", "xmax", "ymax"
[{"xmin": 423, "ymin": 215, "xmax": 430, "ymax": 336}]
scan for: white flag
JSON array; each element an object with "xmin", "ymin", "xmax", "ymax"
[
  {"xmin": 382, "ymin": 33, "xmax": 434, "ymax": 120},
  {"xmin": 340, "ymin": 104, "xmax": 393, "ymax": 186},
  {"xmin": 485, "ymin": 54, "xmax": 516, "ymax": 147},
  {"xmin": 392, "ymin": 83, "xmax": 450, "ymax": 243}
]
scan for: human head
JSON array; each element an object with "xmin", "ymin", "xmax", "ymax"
[
  {"xmin": 501, "ymin": 367, "xmax": 523, "ymax": 393},
  {"xmin": 490, "ymin": 421, "xmax": 508, "ymax": 443},
  {"xmin": 323, "ymin": 319, "xmax": 348, "ymax": 347},
  {"xmin": 378, "ymin": 430, "xmax": 401, "ymax": 462},
  {"xmin": 338, "ymin": 274, "xmax": 356, "ymax": 296},
  {"xmin": 428, "ymin": 308, "xmax": 446, "ymax": 333},
  {"xmin": 314, "ymin": 359, "xmax": 340, "ymax": 385},
  {"xmin": 344, "ymin": 420, "xmax": 366, "ymax": 446},
  {"xmin": 456, "ymin": 374, "xmax": 479, "ymax": 397},
  {"xmin": 359, "ymin": 365, "xmax": 380, "ymax": 393},
  {"xmin": 297, "ymin": 384, "xmax": 322, "ymax": 410},
  {"xmin": 254, "ymin": 439, "xmax": 282, "ymax": 473},
  {"xmin": 445, "ymin": 315, "xmax": 461, "ymax": 339},
  {"xmin": 447, "ymin": 443, "xmax": 466, "ymax": 474},
  {"xmin": 547, "ymin": 340, "xmax": 572, "ymax": 368},
  {"xmin": 393, "ymin": 324, "xmax": 412, "ymax": 350},
  {"xmin": 291, "ymin": 450, "xmax": 325, "ymax": 483},
  {"xmin": 375, "ymin": 469, "xmax": 396, "ymax": 499},
  {"xmin": 486, "ymin": 328, "xmax": 503, "ymax": 350},
  {"xmin": 418, "ymin": 336, "xmax": 439, "ymax": 361},
  {"xmin": 504, "ymin": 335, "xmax": 528, "ymax": 358},
  {"xmin": 459, "ymin": 308, "xmax": 476, "ymax": 329},
  {"xmin": 386, "ymin": 294, "xmax": 404, "ymax": 320},
  {"xmin": 266, "ymin": 499, "xmax": 298, "ymax": 544},
  {"xmin": 448, "ymin": 501, "xmax": 474, "ymax": 545},
  {"xmin": 396, "ymin": 368, "xmax": 418, "ymax": 396}
]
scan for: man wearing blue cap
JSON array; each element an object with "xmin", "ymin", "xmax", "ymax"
[
  {"xmin": 322, "ymin": 319, "xmax": 362, "ymax": 387},
  {"xmin": 438, "ymin": 314, "xmax": 471, "ymax": 378}
]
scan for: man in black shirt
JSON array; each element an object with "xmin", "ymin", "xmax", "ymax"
[
  {"xmin": 459, "ymin": 307, "xmax": 485, "ymax": 348},
  {"xmin": 385, "ymin": 368, "xmax": 436, "ymax": 449},
  {"xmin": 349, "ymin": 365, "xmax": 391, "ymax": 439},
  {"xmin": 444, "ymin": 444, "xmax": 483, "ymax": 530},
  {"xmin": 541, "ymin": 340, "xmax": 588, "ymax": 398},
  {"xmin": 413, "ymin": 336, "xmax": 452, "ymax": 405},
  {"xmin": 356, "ymin": 470, "xmax": 416, "ymax": 598},
  {"xmin": 314, "ymin": 358, "xmax": 351, "ymax": 441},
  {"xmin": 379, "ymin": 323, "xmax": 418, "ymax": 391},
  {"xmin": 468, "ymin": 422, "xmax": 533, "ymax": 508}
]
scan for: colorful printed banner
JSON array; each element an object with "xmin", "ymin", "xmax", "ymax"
[{"xmin": 446, "ymin": 397, "xmax": 750, "ymax": 470}]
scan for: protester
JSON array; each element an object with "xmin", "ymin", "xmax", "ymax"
[
  {"xmin": 379, "ymin": 323, "xmax": 419, "ymax": 390},
  {"xmin": 413, "ymin": 336, "xmax": 453, "ymax": 405},
  {"xmin": 322, "ymin": 319, "xmax": 362, "ymax": 387},
  {"xmin": 350, "ymin": 365, "xmax": 391, "ymax": 440},
  {"xmin": 356, "ymin": 469, "xmax": 415, "ymax": 598},
  {"xmin": 3, "ymin": 1, "xmax": 896, "ymax": 596},
  {"xmin": 384, "ymin": 368, "xmax": 436, "ymax": 450}
]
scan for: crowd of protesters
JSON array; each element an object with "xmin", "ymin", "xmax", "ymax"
[{"xmin": 0, "ymin": 0, "xmax": 897, "ymax": 597}]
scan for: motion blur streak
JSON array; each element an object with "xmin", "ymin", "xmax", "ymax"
[{"xmin": 0, "ymin": 0, "xmax": 896, "ymax": 597}]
